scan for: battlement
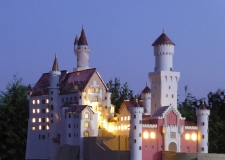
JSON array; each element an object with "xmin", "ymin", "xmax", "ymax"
[
  {"xmin": 185, "ymin": 126, "xmax": 198, "ymax": 130},
  {"xmin": 154, "ymin": 51, "xmax": 174, "ymax": 56},
  {"xmin": 129, "ymin": 107, "xmax": 143, "ymax": 113},
  {"xmin": 49, "ymin": 70, "xmax": 61, "ymax": 76},
  {"xmin": 196, "ymin": 109, "xmax": 210, "ymax": 116},
  {"xmin": 142, "ymin": 124, "xmax": 157, "ymax": 128}
]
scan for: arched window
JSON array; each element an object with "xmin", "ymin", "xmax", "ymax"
[
  {"xmin": 84, "ymin": 122, "xmax": 89, "ymax": 128},
  {"xmin": 95, "ymin": 87, "xmax": 99, "ymax": 93},
  {"xmin": 84, "ymin": 131, "xmax": 89, "ymax": 137},
  {"xmin": 90, "ymin": 87, "xmax": 94, "ymax": 93},
  {"xmin": 93, "ymin": 96, "xmax": 98, "ymax": 102},
  {"xmin": 85, "ymin": 113, "xmax": 89, "ymax": 119}
]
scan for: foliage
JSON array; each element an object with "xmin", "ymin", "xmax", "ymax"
[
  {"xmin": 107, "ymin": 78, "xmax": 134, "ymax": 113},
  {"xmin": 0, "ymin": 75, "xmax": 29, "ymax": 160}
]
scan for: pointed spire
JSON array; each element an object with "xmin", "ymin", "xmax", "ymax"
[
  {"xmin": 134, "ymin": 98, "xmax": 140, "ymax": 107},
  {"xmin": 52, "ymin": 54, "xmax": 59, "ymax": 71},
  {"xmin": 142, "ymin": 83, "xmax": 151, "ymax": 93},
  {"xmin": 74, "ymin": 35, "xmax": 79, "ymax": 45},
  {"xmin": 152, "ymin": 31, "xmax": 175, "ymax": 46},
  {"xmin": 78, "ymin": 26, "xmax": 88, "ymax": 45}
]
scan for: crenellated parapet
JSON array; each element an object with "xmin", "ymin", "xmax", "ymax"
[
  {"xmin": 129, "ymin": 107, "xmax": 143, "ymax": 113},
  {"xmin": 185, "ymin": 126, "xmax": 198, "ymax": 130},
  {"xmin": 142, "ymin": 124, "xmax": 157, "ymax": 128},
  {"xmin": 196, "ymin": 109, "xmax": 210, "ymax": 116}
]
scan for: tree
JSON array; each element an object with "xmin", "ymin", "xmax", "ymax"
[
  {"xmin": 107, "ymin": 78, "xmax": 134, "ymax": 113},
  {"xmin": 0, "ymin": 75, "xmax": 29, "ymax": 160}
]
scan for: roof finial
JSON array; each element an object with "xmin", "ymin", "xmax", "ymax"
[
  {"xmin": 162, "ymin": 28, "xmax": 164, "ymax": 33},
  {"xmin": 52, "ymin": 54, "xmax": 59, "ymax": 71},
  {"xmin": 146, "ymin": 81, "xmax": 148, "ymax": 87}
]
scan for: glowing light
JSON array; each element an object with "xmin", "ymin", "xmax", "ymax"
[
  {"xmin": 37, "ymin": 100, "xmax": 40, "ymax": 104},
  {"xmin": 150, "ymin": 132, "xmax": 156, "ymax": 139},
  {"xmin": 46, "ymin": 108, "xmax": 49, "ymax": 113},
  {"xmin": 46, "ymin": 125, "xmax": 49, "ymax": 130},
  {"xmin": 46, "ymin": 117, "xmax": 49, "ymax": 122},
  {"xmin": 39, "ymin": 118, "xmax": 41, "ymax": 122},
  {"xmin": 191, "ymin": 133, "xmax": 197, "ymax": 141},
  {"xmin": 118, "ymin": 126, "xmax": 120, "ymax": 130},
  {"xmin": 32, "ymin": 126, "xmax": 35, "ymax": 130},
  {"xmin": 185, "ymin": 133, "xmax": 190, "ymax": 140},
  {"xmin": 143, "ymin": 131, "xmax": 149, "ymax": 139},
  {"xmin": 32, "ymin": 100, "xmax": 35, "ymax": 104},
  {"xmin": 121, "ymin": 117, "xmax": 123, "ymax": 121},
  {"xmin": 124, "ymin": 116, "xmax": 127, "ymax": 121},
  {"xmin": 32, "ymin": 109, "xmax": 35, "ymax": 113},
  {"xmin": 39, "ymin": 125, "xmax": 41, "ymax": 130},
  {"xmin": 46, "ymin": 99, "xmax": 49, "ymax": 104},
  {"xmin": 32, "ymin": 118, "xmax": 36, "ymax": 123},
  {"xmin": 128, "ymin": 116, "xmax": 130, "ymax": 120},
  {"xmin": 37, "ymin": 109, "xmax": 40, "ymax": 113}
]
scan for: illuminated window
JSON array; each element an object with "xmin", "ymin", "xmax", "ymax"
[
  {"xmin": 47, "ymin": 125, "xmax": 49, "ymax": 130},
  {"xmin": 84, "ymin": 131, "xmax": 89, "ymax": 137},
  {"xmin": 143, "ymin": 131, "xmax": 149, "ymax": 139},
  {"xmin": 37, "ymin": 100, "xmax": 40, "ymax": 104},
  {"xmin": 32, "ymin": 100, "xmax": 35, "ymax": 104},
  {"xmin": 84, "ymin": 122, "xmax": 89, "ymax": 128},
  {"xmin": 46, "ymin": 117, "xmax": 49, "ymax": 122},
  {"xmin": 110, "ymin": 106, "xmax": 114, "ymax": 113},
  {"xmin": 32, "ymin": 118, "xmax": 36, "ymax": 123},
  {"xmin": 93, "ymin": 96, "xmax": 98, "ymax": 102},
  {"xmin": 118, "ymin": 126, "xmax": 120, "ymax": 130},
  {"xmin": 37, "ymin": 109, "xmax": 40, "ymax": 113},
  {"xmin": 124, "ymin": 116, "xmax": 127, "ymax": 121},
  {"xmin": 46, "ymin": 108, "xmax": 49, "ymax": 113},
  {"xmin": 121, "ymin": 117, "xmax": 123, "ymax": 121},
  {"xmin": 191, "ymin": 133, "xmax": 197, "ymax": 141},
  {"xmin": 46, "ymin": 99, "xmax": 49, "ymax": 104},
  {"xmin": 100, "ymin": 115, "xmax": 103, "ymax": 120},
  {"xmin": 39, "ymin": 118, "xmax": 41, "ymax": 122},
  {"xmin": 85, "ymin": 113, "xmax": 89, "ymax": 119},
  {"xmin": 90, "ymin": 87, "xmax": 94, "ymax": 93},
  {"xmin": 150, "ymin": 132, "xmax": 156, "ymax": 139},
  {"xmin": 128, "ymin": 116, "xmax": 130, "ymax": 120},
  {"xmin": 95, "ymin": 87, "xmax": 99, "ymax": 92},
  {"xmin": 39, "ymin": 125, "xmax": 41, "ymax": 130},
  {"xmin": 32, "ymin": 126, "xmax": 35, "ymax": 130},
  {"xmin": 185, "ymin": 133, "xmax": 190, "ymax": 140},
  {"xmin": 32, "ymin": 109, "xmax": 35, "ymax": 113}
]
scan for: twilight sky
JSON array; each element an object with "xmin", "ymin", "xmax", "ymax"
[{"xmin": 1, "ymin": 1, "xmax": 225, "ymax": 102}]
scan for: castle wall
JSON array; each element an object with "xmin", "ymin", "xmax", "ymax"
[{"xmin": 181, "ymin": 128, "xmax": 198, "ymax": 152}]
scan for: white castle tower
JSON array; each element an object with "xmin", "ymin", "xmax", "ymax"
[
  {"xmin": 129, "ymin": 100, "xmax": 143, "ymax": 160},
  {"xmin": 141, "ymin": 83, "xmax": 151, "ymax": 115},
  {"xmin": 196, "ymin": 100, "xmax": 210, "ymax": 153},
  {"xmin": 48, "ymin": 55, "xmax": 61, "ymax": 160},
  {"xmin": 149, "ymin": 31, "xmax": 180, "ymax": 115},
  {"xmin": 74, "ymin": 27, "xmax": 90, "ymax": 71}
]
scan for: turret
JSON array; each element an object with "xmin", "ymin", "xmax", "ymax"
[
  {"xmin": 196, "ymin": 100, "xmax": 210, "ymax": 153},
  {"xmin": 48, "ymin": 55, "xmax": 61, "ymax": 160},
  {"xmin": 74, "ymin": 26, "xmax": 90, "ymax": 71},
  {"xmin": 152, "ymin": 31, "xmax": 175, "ymax": 72},
  {"xmin": 27, "ymin": 84, "xmax": 32, "ymax": 99},
  {"xmin": 129, "ymin": 100, "xmax": 143, "ymax": 160},
  {"xmin": 141, "ymin": 83, "xmax": 151, "ymax": 115}
]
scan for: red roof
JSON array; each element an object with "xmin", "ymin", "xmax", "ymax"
[{"xmin": 152, "ymin": 33, "xmax": 175, "ymax": 46}]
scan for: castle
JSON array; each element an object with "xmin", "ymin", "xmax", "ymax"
[{"xmin": 25, "ymin": 27, "xmax": 210, "ymax": 160}]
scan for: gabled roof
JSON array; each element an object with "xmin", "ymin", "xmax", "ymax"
[
  {"xmin": 52, "ymin": 55, "xmax": 59, "ymax": 71},
  {"xmin": 64, "ymin": 104, "xmax": 94, "ymax": 114},
  {"xmin": 78, "ymin": 27, "xmax": 88, "ymax": 46},
  {"xmin": 152, "ymin": 32, "xmax": 175, "ymax": 46},
  {"xmin": 118, "ymin": 100, "xmax": 143, "ymax": 114},
  {"xmin": 152, "ymin": 106, "xmax": 170, "ymax": 118}
]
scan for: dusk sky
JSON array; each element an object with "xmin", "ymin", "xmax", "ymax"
[{"xmin": 1, "ymin": 1, "xmax": 225, "ymax": 102}]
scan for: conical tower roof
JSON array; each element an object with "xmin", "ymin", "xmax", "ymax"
[
  {"xmin": 152, "ymin": 32, "xmax": 175, "ymax": 46},
  {"xmin": 52, "ymin": 55, "xmax": 59, "ymax": 71},
  {"xmin": 141, "ymin": 82, "xmax": 151, "ymax": 93},
  {"xmin": 78, "ymin": 27, "xmax": 88, "ymax": 45},
  {"xmin": 74, "ymin": 35, "xmax": 79, "ymax": 45}
]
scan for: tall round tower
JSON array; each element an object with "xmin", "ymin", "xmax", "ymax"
[
  {"xmin": 196, "ymin": 100, "xmax": 210, "ymax": 153},
  {"xmin": 74, "ymin": 26, "xmax": 90, "ymax": 71},
  {"xmin": 141, "ymin": 83, "xmax": 151, "ymax": 115},
  {"xmin": 129, "ymin": 100, "xmax": 143, "ymax": 160},
  {"xmin": 48, "ymin": 55, "xmax": 61, "ymax": 160}
]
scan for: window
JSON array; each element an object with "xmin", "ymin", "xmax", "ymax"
[
  {"xmin": 85, "ymin": 113, "xmax": 89, "ymax": 119},
  {"xmin": 139, "ymin": 133, "xmax": 142, "ymax": 137},
  {"xmin": 169, "ymin": 86, "xmax": 171, "ymax": 89},
  {"xmin": 90, "ymin": 87, "xmax": 94, "ymax": 93},
  {"xmin": 32, "ymin": 118, "xmax": 36, "ymax": 123},
  {"xmin": 84, "ymin": 131, "xmax": 89, "ymax": 137},
  {"xmin": 46, "ymin": 108, "xmax": 49, "ymax": 113},
  {"xmin": 202, "ymin": 135, "xmax": 204, "ymax": 139},
  {"xmin": 202, "ymin": 122, "xmax": 205, "ymax": 126},
  {"xmin": 134, "ymin": 126, "xmax": 136, "ymax": 130},
  {"xmin": 121, "ymin": 117, "xmax": 123, "ymax": 121},
  {"xmin": 139, "ymin": 120, "xmax": 142, "ymax": 124},
  {"xmin": 172, "ymin": 94, "xmax": 174, "ymax": 98},
  {"xmin": 42, "ymin": 109, "xmax": 45, "ymax": 113},
  {"xmin": 39, "ymin": 134, "xmax": 41, "ymax": 139},
  {"xmin": 66, "ymin": 98, "xmax": 68, "ymax": 102},
  {"xmin": 84, "ymin": 122, "xmax": 89, "ymax": 128},
  {"xmin": 42, "ymin": 100, "xmax": 45, "ymax": 104},
  {"xmin": 46, "ymin": 117, "xmax": 49, "ymax": 122},
  {"xmin": 95, "ymin": 87, "xmax": 99, "ymax": 92},
  {"xmin": 166, "ymin": 94, "xmax": 168, "ymax": 98},
  {"xmin": 51, "ymin": 114, "xmax": 53, "ymax": 117},
  {"xmin": 32, "ymin": 126, "xmax": 35, "ymax": 130},
  {"xmin": 32, "ymin": 100, "xmax": 35, "ymax": 104},
  {"xmin": 128, "ymin": 116, "xmax": 130, "ymax": 120},
  {"xmin": 74, "ymin": 97, "xmax": 77, "ymax": 101},
  {"xmin": 46, "ymin": 125, "xmax": 49, "ymax": 130},
  {"xmin": 37, "ymin": 109, "xmax": 40, "ymax": 113},
  {"xmin": 134, "ymin": 115, "xmax": 136, "ymax": 118},
  {"xmin": 93, "ymin": 96, "xmax": 98, "ymax": 102},
  {"xmin": 110, "ymin": 106, "xmax": 114, "ymax": 113},
  {"xmin": 139, "ymin": 146, "xmax": 142, "ymax": 150},
  {"xmin": 51, "ymin": 120, "xmax": 53, "ymax": 123},
  {"xmin": 42, "ymin": 126, "xmax": 45, "ymax": 130},
  {"xmin": 51, "ymin": 91, "xmax": 53, "ymax": 95},
  {"xmin": 68, "ymin": 124, "xmax": 71, "ymax": 128},
  {"xmin": 32, "ymin": 109, "xmax": 35, "ymax": 113},
  {"xmin": 152, "ymin": 145, "xmax": 154, "ymax": 149},
  {"xmin": 105, "ymin": 97, "xmax": 107, "ymax": 100},
  {"xmin": 51, "ymin": 97, "xmax": 53, "ymax": 101},
  {"xmin": 51, "ymin": 105, "xmax": 54, "ymax": 110},
  {"xmin": 134, "ymin": 139, "xmax": 136, "ymax": 143},
  {"xmin": 46, "ymin": 99, "xmax": 49, "ymax": 104},
  {"xmin": 70, "ymin": 97, "xmax": 72, "ymax": 101},
  {"xmin": 124, "ymin": 116, "xmax": 127, "ymax": 121},
  {"xmin": 62, "ymin": 98, "xmax": 64, "ymax": 102},
  {"xmin": 37, "ymin": 100, "xmax": 40, "ymax": 104},
  {"xmin": 69, "ymin": 115, "xmax": 71, "ymax": 118},
  {"xmin": 39, "ymin": 125, "xmax": 41, "ymax": 130},
  {"xmin": 145, "ymin": 145, "xmax": 148, "ymax": 149},
  {"xmin": 39, "ymin": 118, "xmax": 41, "ymax": 122},
  {"xmin": 42, "ymin": 118, "xmax": 45, "ymax": 122},
  {"xmin": 202, "ymin": 147, "xmax": 204, "ymax": 151},
  {"xmin": 69, "ymin": 133, "xmax": 71, "ymax": 137}
]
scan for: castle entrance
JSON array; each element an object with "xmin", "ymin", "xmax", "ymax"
[{"xmin": 168, "ymin": 142, "xmax": 177, "ymax": 152}]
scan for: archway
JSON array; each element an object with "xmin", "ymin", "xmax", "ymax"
[{"xmin": 168, "ymin": 142, "xmax": 177, "ymax": 152}]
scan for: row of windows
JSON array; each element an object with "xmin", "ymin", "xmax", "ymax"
[
  {"xmin": 32, "ymin": 125, "xmax": 49, "ymax": 130},
  {"xmin": 32, "ymin": 118, "xmax": 50, "ymax": 123},
  {"xmin": 62, "ymin": 96, "xmax": 78, "ymax": 103},
  {"xmin": 90, "ymin": 87, "xmax": 100, "ymax": 93},
  {"xmin": 118, "ymin": 116, "xmax": 130, "ymax": 121},
  {"xmin": 32, "ymin": 108, "xmax": 49, "ymax": 114},
  {"xmin": 32, "ymin": 99, "xmax": 49, "ymax": 105},
  {"xmin": 68, "ymin": 133, "xmax": 80, "ymax": 137},
  {"xmin": 68, "ymin": 124, "xmax": 79, "ymax": 128},
  {"xmin": 65, "ymin": 114, "xmax": 79, "ymax": 118},
  {"xmin": 67, "ymin": 122, "xmax": 89, "ymax": 128},
  {"xmin": 152, "ymin": 94, "xmax": 174, "ymax": 98}
]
